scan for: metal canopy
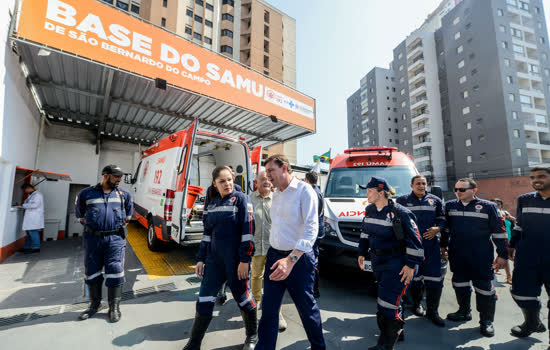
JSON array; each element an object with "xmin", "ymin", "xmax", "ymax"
[{"xmin": 15, "ymin": 42, "xmax": 312, "ymax": 150}]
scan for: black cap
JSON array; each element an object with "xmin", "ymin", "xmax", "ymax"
[
  {"xmin": 359, "ymin": 176, "xmax": 390, "ymax": 191},
  {"xmin": 102, "ymin": 164, "xmax": 124, "ymax": 176}
]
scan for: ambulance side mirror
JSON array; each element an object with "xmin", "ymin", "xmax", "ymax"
[
  {"xmin": 430, "ymin": 186, "xmax": 443, "ymax": 200},
  {"xmin": 124, "ymin": 173, "xmax": 134, "ymax": 185}
]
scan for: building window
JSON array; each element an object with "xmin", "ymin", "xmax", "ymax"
[
  {"xmin": 509, "ymin": 93, "xmax": 515, "ymax": 102},
  {"xmin": 206, "ymin": 3, "xmax": 214, "ymax": 11},
  {"xmin": 529, "ymin": 64, "xmax": 540, "ymax": 74},
  {"xmin": 513, "ymin": 129, "xmax": 520, "ymax": 138},
  {"xmin": 194, "ymin": 14, "xmax": 203, "ymax": 23},
  {"xmin": 465, "ymin": 139, "xmax": 472, "ymax": 147},
  {"xmin": 543, "ymin": 53, "xmax": 548, "ymax": 61},
  {"xmin": 466, "ymin": 122, "xmax": 472, "ymax": 129},
  {"xmin": 264, "ymin": 24, "xmax": 269, "ymax": 38},
  {"xmin": 204, "ymin": 37, "xmax": 212, "ymax": 45},
  {"xmin": 161, "ymin": 17, "xmax": 166, "ymax": 27},
  {"xmin": 502, "ymin": 41, "xmax": 508, "ymax": 49},
  {"xmin": 398, "ymin": 53, "xmax": 403, "ymax": 59},
  {"xmin": 461, "ymin": 90, "xmax": 469, "ymax": 99},
  {"xmin": 221, "ymin": 45, "xmax": 233, "ymax": 54},
  {"xmin": 519, "ymin": 1, "xmax": 528, "ymax": 11},
  {"xmin": 469, "ymin": 53, "xmax": 476, "ymax": 60},
  {"xmin": 467, "ymin": 155, "xmax": 472, "ymax": 163},
  {"xmin": 516, "ymin": 148, "xmax": 522, "ymax": 156},
  {"xmin": 402, "ymin": 113, "xmax": 407, "ymax": 120},
  {"xmin": 403, "ymin": 127, "xmax": 407, "ymax": 132},
  {"xmin": 506, "ymin": 76, "xmax": 513, "ymax": 84},
  {"xmin": 513, "ymin": 44, "xmax": 524, "ymax": 55},
  {"xmin": 193, "ymin": 32, "xmax": 202, "ymax": 40},
  {"xmin": 222, "ymin": 13, "xmax": 234, "ymax": 22},
  {"xmin": 545, "ymin": 69, "xmax": 550, "ymax": 77},
  {"xmin": 401, "ymin": 101, "xmax": 407, "ymax": 107},
  {"xmin": 163, "ymin": 0, "xmax": 167, "ymax": 7},
  {"xmin": 186, "ymin": 8, "xmax": 193, "ymax": 17},
  {"xmin": 185, "ymin": 26, "xmax": 192, "ymax": 35},
  {"xmin": 512, "ymin": 111, "xmax": 518, "ymax": 119},
  {"xmin": 520, "ymin": 94, "xmax": 531, "ymax": 105},
  {"xmin": 399, "ymin": 64, "xmax": 404, "ymax": 71},
  {"xmin": 205, "ymin": 19, "xmax": 213, "ymax": 27},
  {"xmin": 536, "ymin": 6, "xmax": 541, "ymax": 14},
  {"xmin": 130, "ymin": 4, "xmax": 140, "ymax": 14},
  {"xmin": 263, "ymin": 55, "xmax": 269, "ymax": 69},
  {"xmin": 459, "ymin": 75, "xmax": 467, "ymax": 84},
  {"xmin": 116, "ymin": 0, "xmax": 128, "ymax": 10},
  {"xmin": 264, "ymin": 10, "xmax": 270, "ymax": 23},
  {"xmin": 473, "ymin": 85, "xmax": 480, "ymax": 91},
  {"xmin": 400, "ymin": 76, "xmax": 405, "ymax": 83},
  {"xmin": 504, "ymin": 58, "xmax": 510, "ymax": 67},
  {"xmin": 471, "ymin": 68, "xmax": 478, "ymax": 75},
  {"xmin": 479, "ymin": 135, "xmax": 485, "ymax": 141},
  {"xmin": 455, "ymin": 32, "xmax": 461, "ymax": 40},
  {"xmin": 462, "ymin": 106, "xmax": 470, "ymax": 115},
  {"xmin": 510, "ymin": 28, "xmax": 522, "ymax": 39},
  {"xmin": 457, "ymin": 45, "xmax": 463, "ymax": 54},
  {"xmin": 453, "ymin": 17, "xmax": 460, "ymax": 25},
  {"xmin": 507, "ymin": 0, "xmax": 517, "ymax": 7},
  {"xmin": 400, "ymin": 88, "xmax": 405, "ymax": 95},
  {"xmin": 222, "ymin": 0, "xmax": 234, "ymax": 5},
  {"xmin": 195, "ymin": 0, "xmax": 204, "ymax": 5},
  {"xmin": 540, "ymin": 37, "xmax": 546, "ymax": 44},
  {"xmin": 497, "ymin": 9, "xmax": 504, "ymax": 16},
  {"xmin": 221, "ymin": 29, "xmax": 233, "ymax": 38},
  {"xmin": 458, "ymin": 60, "xmax": 465, "ymax": 68}
]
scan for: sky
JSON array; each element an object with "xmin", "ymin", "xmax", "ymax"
[{"xmin": 263, "ymin": 0, "xmax": 550, "ymax": 167}]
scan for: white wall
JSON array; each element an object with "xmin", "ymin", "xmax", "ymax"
[{"xmin": 0, "ymin": 1, "xmax": 43, "ymax": 248}]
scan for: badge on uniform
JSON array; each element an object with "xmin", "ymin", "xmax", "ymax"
[
  {"xmin": 475, "ymin": 204, "xmax": 483, "ymax": 212},
  {"xmin": 230, "ymin": 196, "xmax": 237, "ymax": 203},
  {"xmin": 410, "ymin": 219, "xmax": 418, "ymax": 229},
  {"xmin": 247, "ymin": 203, "xmax": 253, "ymax": 213},
  {"xmin": 428, "ymin": 199, "xmax": 434, "ymax": 206}
]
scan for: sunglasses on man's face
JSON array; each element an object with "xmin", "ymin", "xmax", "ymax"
[{"xmin": 454, "ymin": 187, "xmax": 472, "ymax": 192}]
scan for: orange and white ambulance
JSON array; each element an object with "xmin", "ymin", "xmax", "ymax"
[
  {"xmin": 320, "ymin": 147, "xmax": 420, "ymax": 268},
  {"xmin": 126, "ymin": 119, "xmax": 262, "ymax": 251}
]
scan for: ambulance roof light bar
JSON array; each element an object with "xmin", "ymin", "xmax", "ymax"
[{"xmin": 344, "ymin": 147, "xmax": 396, "ymax": 161}]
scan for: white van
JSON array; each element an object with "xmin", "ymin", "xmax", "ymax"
[{"xmin": 126, "ymin": 119, "xmax": 262, "ymax": 251}]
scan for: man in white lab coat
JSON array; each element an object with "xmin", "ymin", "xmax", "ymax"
[{"xmin": 20, "ymin": 183, "xmax": 44, "ymax": 253}]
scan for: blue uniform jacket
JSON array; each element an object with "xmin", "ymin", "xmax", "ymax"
[
  {"xmin": 75, "ymin": 184, "xmax": 133, "ymax": 232},
  {"xmin": 510, "ymin": 192, "xmax": 550, "ymax": 252},
  {"xmin": 312, "ymin": 185, "xmax": 325, "ymax": 240},
  {"xmin": 359, "ymin": 200, "xmax": 424, "ymax": 269},
  {"xmin": 396, "ymin": 192, "xmax": 445, "ymax": 245},
  {"xmin": 197, "ymin": 187, "xmax": 255, "ymax": 263},
  {"xmin": 441, "ymin": 198, "xmax": 508, "ymax": 259}
]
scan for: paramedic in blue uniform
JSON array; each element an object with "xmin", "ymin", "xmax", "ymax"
[
  {"xmin": 396, "ymin": 175, "xmax": 446, "ymax": 327},
  {"xmin": 304, "ymin": 171, "xmax": 324, "ymax": 299},
  {"xmin": 76, "ymin": 164, "xmax": 133, "ymax": 323},
  {"xmin": 184, "ymin": 166, "xmax": 257, "ymax": 350},
  {"xmin": 358, "ymin": 177, "xmax": 424, "ymax": 350},
  {"xmin": 441, "ymin": 178, "xmax": 508, "ymax": 337},
  {"xmin": 509, "ymin": 166, "xmax": 550, "ymax": 341},
  {"xmin": 257, "ymin": 154, "xmax": 326, "ymax": 350}
]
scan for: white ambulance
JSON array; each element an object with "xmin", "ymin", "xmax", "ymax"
[{"xmin": 126, "ymin": 119, "xmax": 262, "ymax": 251}]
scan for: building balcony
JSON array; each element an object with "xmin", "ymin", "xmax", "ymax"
[
  {"xmin": 410, "ymin": 98, "xmax": 428, "ymax": 111},
  {"xmin": 517, "ymin": 71, "xmax": 542, "ymax": 82},
  {"xmin": 510, "ymin": 21, "xmax": 535, "ymax": 34},
  {"xmin": 408, "ymin": 59, "xmax": 424, "ymax": 72},
  {"xmin": 407, "ymin": 45, "xmax": 423, "ymax": 60},
  {"xmin": 519, "ymin": 88, "xmax": 545, "ymax": 99},
  {"xmin": 512, "ymin": 37, "xmax": 537, "ymax": 50},
  {"xmin": 413, "ymin": 139, "xmax": 432, "ymax": 150},
  {"xmin": 408, "ymin": 71, "xmax": 426, "ymax": 85},
  {"xmin": 412, "ymin": 110, "xmax": 430, "ymax": 123},
  {"xmin": 409, "ymin": 84, "xmax": 427, "ymax": 99},
  {"xmin": 362, "ymin": 127, "xmax": 370, "ymax": 134},
  {"xmin": 412, "ymin": 124, "xmax": 431, "ymax": 137},
  {"xmin": 522, "ymin": 104, "xmax": 547, "ymax": 115},
  {"xmin": 526, "ymin": 142, "xmax": 550, "ymax": 151},
  {"xmin": 507, "ymin": 5, "xmax": 532, "ymax": 18},
  {"xmin": 514, "ymin": 53, "xmax": 540, "ymax": 66}
]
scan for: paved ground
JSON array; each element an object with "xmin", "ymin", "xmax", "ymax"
[{"xmin": 0, "ymin": 223, "xmax": 548, "ymax": 349}]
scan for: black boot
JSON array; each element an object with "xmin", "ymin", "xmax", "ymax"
[
  {"xmin": 477, "ymin": 294, "xmax": 496, "ymax": 337},
  {"xmin": 183, "ymin": 313, "xmax": 213, "ymax": 350},
  {"xmin": 108, "ymin": 286, "xmax": 122, "ymax": 323},
  {"xmin": 426, "ymin": 288, "xmax": 445, "ymax": 327},
  {"xmin": 240, "ymin": 309, "xmax": 258, "ymax": 350},
  {"xmin": 511, "ymin": 308, "xmax": 546, "ymax": 337},
  {"xmin": 447, "ymin": 291, "xmax": 472, "ymax": 322},
  {"xmin": 368, "ymin": 313, "xmax": 402, "ymax": 350},
  {"xmin": 79, "ymin": 283, "xmax": 102, "ymax": 320},
  {"xmin": 410, "ymin": 285, "xmax": 425, "ymax": 316}
]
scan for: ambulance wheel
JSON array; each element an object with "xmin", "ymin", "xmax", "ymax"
[{"xmin": 147, "ymin": 219, "xmax": 165, "ymax": 252}]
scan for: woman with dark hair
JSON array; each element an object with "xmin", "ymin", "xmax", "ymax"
[{"xmin": 184, "ymin": 166, "xmax": 257, "ymax": 350}]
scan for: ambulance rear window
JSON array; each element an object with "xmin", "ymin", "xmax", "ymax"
[{"xmin": 325, "ymin": 166, "xmax": 417, "ymax": 198}]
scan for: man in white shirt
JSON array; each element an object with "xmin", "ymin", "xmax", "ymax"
[
  {"xmin": 256, "ymin": 154, "xmax": 326, "ymax": 350},
  {"xmin": 20, "ymin": 183, "xmax": 45, "ymax": 253}
]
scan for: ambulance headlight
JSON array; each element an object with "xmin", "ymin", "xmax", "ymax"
[{"xmin": 324, "ymin": 217, "xmax": 337, "ymax": 237}]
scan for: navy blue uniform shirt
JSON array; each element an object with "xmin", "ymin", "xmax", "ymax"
[
  {"xmin": 75, "ymin": 184, "xmax": 133, "ymax": 232},
  {"xmin": 511, "ymin": 191, "xmax": 550, "ymax": 251},
  {"xmin": 396, "ymin": 192, "xmax": 445, "ymax": 238}
]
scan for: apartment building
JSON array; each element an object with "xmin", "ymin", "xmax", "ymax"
[
  {"xmin": 101, "ymin": 0, "xmax": 298, "ymax": 163},
  {"xmin": 437, "ymin": 0, "xmax": 550, "ymax": 182},
  {"xmin": 347, "ymin": 88, "xmax": 362, "ymax": 148}
]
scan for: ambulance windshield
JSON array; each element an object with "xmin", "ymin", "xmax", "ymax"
[{"xmin": 325, "ymin": 166, "xmax": 417, "ymax": 198}]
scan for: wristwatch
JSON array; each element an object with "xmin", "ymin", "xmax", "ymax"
[{"xmin": 289, "ymin": 253, "xmax": 299, "ymax": 263}]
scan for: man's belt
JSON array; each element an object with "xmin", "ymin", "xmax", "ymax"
[
  {"xmin": 271, "ymin": 248, "xmax": 293, "ymax": 256},
  {"xmin": 372, "ymin": 246, "xmax": 406, "ymax": 256},
  {"xmin": 85, "ymin": 228, "xmax": 123, "ymax": 237}
]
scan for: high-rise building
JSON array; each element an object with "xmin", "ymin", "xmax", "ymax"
[
  {"xmin": 347, "ymin": 88, "xmax": 361, "ymax": 147},
  {"xmin": 101, "ymin": 0, "xmax": 298, "ymax": 163},
  {"xmin": 346, "ymin": 0, "xmax": 550, "ymax": 190}
]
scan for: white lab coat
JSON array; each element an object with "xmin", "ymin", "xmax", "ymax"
[{"xmin": 22, "ymin": 191, "xmax": 45, "ymax": 231}]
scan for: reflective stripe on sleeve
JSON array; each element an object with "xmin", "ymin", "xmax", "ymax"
[
  {"xmin": 473, "ymin": 286, "xmax": 496, "ymax": 296},
  {"xmin": 208, "ymin": 206, "xmax": 239, "ymax": 213},
  {"xmin": 377, "ymin": 297, "xmax": 399, "ymax": 310},
  {"xmin": 198, "ymin": 296, "xmax": 217, "ymax": 303},
  {"xmin": 511, "ymin": 293, "xmax": 540, "ymax": 301},
  {"xmin": 406, "ymin": 247, "xmax": 424, "ymax": 257},
  {"xmin": 241, "ymin": 234, "xmax": 253, "ymax": 242},
  {"xmin": 522, "ymin": 207, "xmax": 550, "ymax": 215},
  {"xmin": 364, "ymin": 218, "xmax": 393, "ymax": 227},
  {"xmin": 105, "ymin": 271, "xmax": 125, "ymax": 279}
]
